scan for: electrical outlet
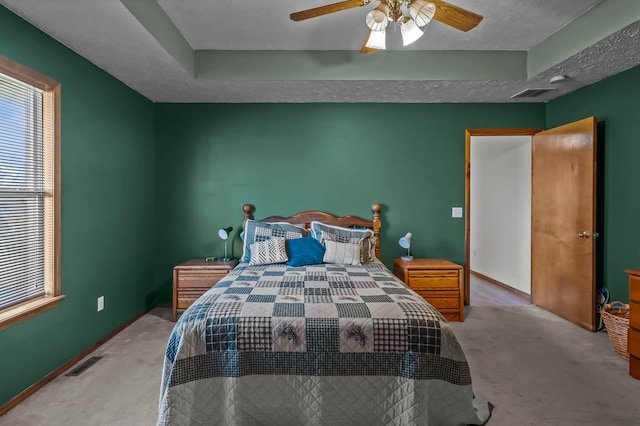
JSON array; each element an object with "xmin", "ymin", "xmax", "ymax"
[
  {"xmin": 452, "ymin": 207, "xmax": 463, "ymax": 218},
  {"xmin": 97, "ymin": 296, "xmax": 104, "ymax": 312}
]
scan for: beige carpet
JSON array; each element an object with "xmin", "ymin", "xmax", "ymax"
[
  {"xmin": 2, "ymin": 305, "xmax": 639, "ymax": 425},
  {"xmin": 0, "ymin": 308, "xmax": 174, "ymax": 426},
  {"xmin": 450, "ymin": 304, "xmax": 640, "ymax": 426}
]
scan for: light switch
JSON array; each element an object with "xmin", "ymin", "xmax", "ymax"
[{"xmin": 452, "ymin": 207, "xmax": 463, "ymax": 218}]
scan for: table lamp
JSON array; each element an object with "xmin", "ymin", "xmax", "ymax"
[
  {"xmin": 218, "ymin": 226, "xmax": 233, "ymax": 262},
  {"xmin": 399, "ymin": 232, "xmax": 413, "ymax": 260}
]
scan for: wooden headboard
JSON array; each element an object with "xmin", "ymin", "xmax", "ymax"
[{"xmin": 243, "ymin": 204, "xmax": 382, "ymax": 260}]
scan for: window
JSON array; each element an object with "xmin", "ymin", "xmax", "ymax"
[{"xmin": 0, "ymin": 55, "xmax": 62, "ymax": 330}]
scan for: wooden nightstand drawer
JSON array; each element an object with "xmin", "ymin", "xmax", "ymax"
[
  {"xmin": 173, "ymin": 259, "xmax": 238, "ymax": 321},
  {"xmin": 394, "ymin": 258, "xmax": 464, "ymax": 321},
  {"xmin": 415, "ymin": 291, "xmax": 460, "ymax": 309},
  {"xmin": 177, "ymin": 271, "xmax": 227, "ymax": 288},
  {"xmin": 177, "ymin": 290, "xmax": 207, "ymax": 309},
  {"xmin": 442, "ymin": 312, "xmax": 461, "ymax": 322},
  {"xmin": 408, "ymin": 270, "xmax": 459, "ymax": 289}
]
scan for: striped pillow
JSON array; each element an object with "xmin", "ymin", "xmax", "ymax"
[
  {"xmin": 249, "ymin": 238, "xmax": 288, "ymax": 266},
  {"xmin": 323, "ymin": 232, "xmax": 377, "ymax": 263},
  {"xmin": 241, "ymin": 220, "xmax": 308, "ymax": 263},
  {"xmin": 323, "ymin": 240, "xmax": 361, "ymax": 265},
  {"xmin": 310, "ymin": 221, "xmax": 376, "ymax": 263}
]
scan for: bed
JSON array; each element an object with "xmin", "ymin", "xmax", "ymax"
[{"xmin": 158, "ymin": 204, "xmax": 490, "ymax": 426}]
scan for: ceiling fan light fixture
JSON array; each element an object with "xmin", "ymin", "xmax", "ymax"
[
  {"xmin": 365, "ymin": 3, "xmax": 390, "ymax": 31},
  {"xmin": 401, "ymin": 18, "xmax": 424, "ymax": 46},
  {"xmin": 289, "ymin": 0, "xmax": 483, "ymax": 55},
  {"xmin": 365, "ymin": 29, "xmax": 387, "ymax": 50},
  {"xmin": 409, "ymin": 0, "xmax": 436, "ymax": 27}
]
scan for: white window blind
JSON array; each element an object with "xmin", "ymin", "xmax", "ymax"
[{"xmin": 0, "ymin": 72, "xmax": 47, "ymax": 310}]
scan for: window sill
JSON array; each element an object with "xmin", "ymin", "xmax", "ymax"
[{"xmin": 0, "ymin": 295, "xmax": 66, "ymax": 331}]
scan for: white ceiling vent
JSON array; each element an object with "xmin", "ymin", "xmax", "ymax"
[{"xmin": 510, "ymin": 88, "xmax": 558, "ymax": 99}]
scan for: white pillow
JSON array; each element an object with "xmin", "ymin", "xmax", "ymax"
[
  {"xmin": 323, "ymin": 240, "xmax": 361, "ymax": 265},
  {"xmin": 322, "ymin": 232, "xmax": 377, "ymax": 263},
  {"xmin": 249, "ymin": 238, "xmax": 288, "ymax": 266}
]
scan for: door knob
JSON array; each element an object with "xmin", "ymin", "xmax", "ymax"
[{"xmin": 578, "ymin": 231, "xmax": 591, "ymax": 239}]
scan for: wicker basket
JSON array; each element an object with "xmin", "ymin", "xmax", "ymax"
[{"xmin": 602, "ymin": 302, "xmax": 630, "ymax": 360}]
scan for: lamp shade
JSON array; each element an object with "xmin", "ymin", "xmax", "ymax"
[
  {"xmin": 365, "ymin": 29, "xmax": 387, "ymax": 50},
  {"xmin": 401, "ymin": 18, "xmax": 424, "ymax": 46},
  {"xmin": 365, "ymin": 3, "xmax": 390, "ymax": 31},
  {"xmin": 399, "ymin": 232, "xmax": 413, "ymax": 260},
  {"xmin": 399, "ymin": 232, "xmax": 412, "ymax": 249},
  {"xmin": 409, "ymin": 0, "xmax": 436, "ymax": 27},
  {"xmin": 218, "ymin": 226, "xmax": 233, "ymax": 240}
]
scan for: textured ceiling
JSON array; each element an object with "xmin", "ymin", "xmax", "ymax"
[
  {"xmin": 1, "ymin": 0, "xmax": 639, "ymax": 103},
  {"xmin": 158, "ymin": 0, "xmax": 597, "ymax": 51}
]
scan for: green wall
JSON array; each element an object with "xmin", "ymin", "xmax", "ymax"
[
  {"xmin": 0, "ymin": 7, "xmax": 156, "ymax": 407},
  {"xmin": 546, "ymin": 65, "xmax": 640, "ymax": 302},
  {"xmin": 4, "ymin": 0, "xmax": 639, "ymax": 410},
  {"xmin": 154, "ymin": 103, "xmax": 546, "ymax": 302}
]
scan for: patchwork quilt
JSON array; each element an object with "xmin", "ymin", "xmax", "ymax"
[{"xmin": 158, "ymin": 262, "xmax": 490, "ymax": 426}]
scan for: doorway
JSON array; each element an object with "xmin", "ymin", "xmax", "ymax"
[
  {"xmin": 464, "ymin": 119, "xmax": 600, "ymax": 331},
  {"xmin": 469, "ymin": 134, "xmax": 533, "ymax": 306},
  {"xmin": 464, "ymin": 129, "xmax": 541, "ymax": 306}
]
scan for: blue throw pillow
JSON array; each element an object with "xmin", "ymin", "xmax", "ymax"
[{"xmin": 285, "ymin": 237, "xmax": 325, "ymax": 267}]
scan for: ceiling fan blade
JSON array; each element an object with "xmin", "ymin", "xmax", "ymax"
[
  {"xmin": 360, "ymin": 31, "xmax": 378, "ymax": 54},
  {"xmin": 431, "ymin": 0, "xmax": 483, "ymax": 32},
  {"xmin": 290, "ymin": 0, "xmax": 370, "ymax": 22}
]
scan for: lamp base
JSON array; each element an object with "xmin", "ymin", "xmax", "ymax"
[
  {"xmin": 401, "ymin": 255, "xmax": 414, "ymax": 260},
  {"xmin": 219, "ymin": 258, "xmax": 232, "ymax": 263}
]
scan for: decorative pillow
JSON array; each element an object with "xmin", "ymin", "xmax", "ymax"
[
  {"xmin": 241, "ymin": 220, "xmax": 308, "ymax": 263},
  {"xmin": 323, "ymin": 240, "xmax": 362, "ymax": 265},
  {"xmin": 285, "ymin": 237, "xmax": 325, "ymax": 267},
  {"xmin": 310, "ymin": 221, "xmax": 373, "ymax": 244},
  {"xmin": 249, "ymin": 238, "xmax": 288, "ymax": 266},
  {"xmin": 314, "ymin": 222, "xmax": 377, "ymax": 263}
]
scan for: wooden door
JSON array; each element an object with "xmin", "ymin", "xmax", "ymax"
[{"xmin": 531, "ymin": 117, "xmax": 597, "ymax": 331}]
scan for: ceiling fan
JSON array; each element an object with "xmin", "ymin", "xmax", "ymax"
[{"xmin": 290, "ymin": 0, "xmax": 483, "ymax": 53}]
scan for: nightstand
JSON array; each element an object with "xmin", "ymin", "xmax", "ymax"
[
  {"xmin": 393, "ymin": 258, "xmax": 464, "ymax": 322},
  {"xmin": 172, "ymin": 259, "xmax": 238, "ymax": 321}
]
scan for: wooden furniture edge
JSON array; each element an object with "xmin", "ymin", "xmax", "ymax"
[
  {"xmin": 627, "ymin": 269, "xmax": 640, "ymax": 380},
  {"xmin": 243, "ymin": 203, "xmax": 383, "ymax": 260},
  {"xmin": 0, "ymin": 306, "xmax": 154, "ymax": 417},
  {"xmin": 393, "ymin": 258, "xmax": 465, "ymax": 321},
  {"xmin": 172, "ymin": 259, "xmax": 238, "ymax": 321},
  {"xmin": 394, "ymin": 258, "xmax": 463, "ymax": 270},
  {"xmin": 174, "ymin": 260, "xmax": 238, "ymax": 270}
]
